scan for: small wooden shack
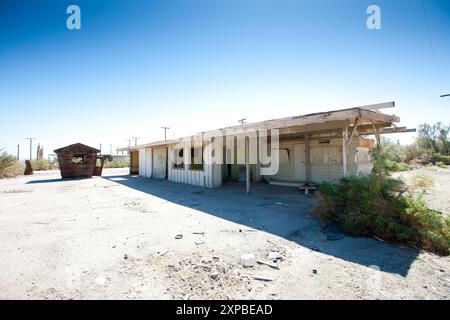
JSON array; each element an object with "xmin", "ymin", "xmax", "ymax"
[{"xmin": 54, "ymin": 143, "xmax": 104, "ymax": 178}]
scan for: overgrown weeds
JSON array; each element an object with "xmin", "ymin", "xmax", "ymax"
[
  {"xmin": 0, "ymin": 151, "xmax": 23, "ymax": 178},
  {"xmin": 312, "ymin": 174, "xmax": 450, "ymax": 255}
]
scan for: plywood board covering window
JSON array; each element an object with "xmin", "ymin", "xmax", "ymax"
[{"xmin": 310, "ymin": 147, "xmax": 342, "ymax": 165}]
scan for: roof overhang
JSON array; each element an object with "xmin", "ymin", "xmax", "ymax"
[{"xmin": 121, "ymin": 101, "xmax": 409, "ymax": 151}]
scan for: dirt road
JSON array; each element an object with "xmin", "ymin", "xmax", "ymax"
[{"xmin": 0, "ymin": 168, "xmax": 449, "ymax": 299}]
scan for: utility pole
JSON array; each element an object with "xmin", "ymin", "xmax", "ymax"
[
  {"xmin": 132, "ymin": 137, "xmax": 140, "ymax": 146},
  {"xmin": 110, "ymin": 144, "xmax": 113, "ymax": 155},
  {"xmin": 25, "ymin": 138, "xmax": 36, "ymax": 161},
  {"xmin": 161, "ymin": 127, "xmax": 170, "ymax": 140},
  {"xmin": 126, "ymin": 138, "xmax": 132, "ymax": 154},
  {"xmin": 17, "ymin": 144, "xmax": 20, "ymax": 160},
  {"xmin": 99, "ymin": 143, "xmax": 102, "ymax": 155},
  {"xmin": 238, "ymin": 118, "xmax": 247, "ymax": 125}
]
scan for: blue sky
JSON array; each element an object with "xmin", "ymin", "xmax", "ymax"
[{"xmin": 1, "ymin": 0, "xmax": 449, "ymax": 159}]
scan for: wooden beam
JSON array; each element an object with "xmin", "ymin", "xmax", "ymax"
[
  {"xmin": 358, "ymin": 101, "xmax": 395, "ymax": 110},
  {"xmin": 359, "ymin": 109, "xmax": 399, "ymax": 123},
  {"xmin": 347, "ymin": 117, "xmax": 359, "ymax": 145},
  {"xmin": 342, "ymin": 126, "xmax": 348, "ymax": 177},
  {"xmin": 305, "ymin": 134, "xmax": 311, "ymax": 183},
  {"xmin": 370, "ymin": 120, "xmax": 382, "ymax": 151},
  {"xmin": 245, "ymin": 137, "xmax": 250, "ymax": 194}
]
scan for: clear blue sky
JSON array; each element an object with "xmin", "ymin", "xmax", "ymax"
[{"xmin": 1, "ymin": 0, "xmax": 449, "ymax": 159}]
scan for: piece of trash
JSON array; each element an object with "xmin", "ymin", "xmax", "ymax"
[
  {"xmin": 241, "ymin": 275, "xmax": 273, "ymax": 282},
  {"xmin": 257, "ymin": 259, "xmax": 279, "ymax": 269},
  {"xmin": 326, "ymin": 234, "xmax": 346, "ymax": 241},
  {"xmin": 210, "ymin": 271, "xmax": 220, "ymax": 280},
  {"xmin": 267, "ymin": 252, "xmax": 282, "ymax": 261},
  {"xmin": 267, "ymin": 240, "xmax": 280, "ymax": 251},
  {"xmin": 312, "ymin": 269, "xmax": 318, "ymax": 275},
  {"xmin": 275, "ymin": 202, "xmax": 287, "ymax": 206},
  {"xmin": 159, "ymin": 250, "xmax": 169, "ymax": 257},
  {"xmin": 195, "ymin": 241, "xmax": 205, "ymax": 245},
  {"xmin": 175, "ymin": 234, "xmax": 183, "ymax": 240},
  {"xmin": 373, "ymin": 236, "xmax": 384, "ymax": 242},
  {"xmin": 124, "ymin": 254, "xmax": 129, "ymax": 260},
  {"xmin": 241, "ymin": 254, "xmax": 256, "ymax": 268},
  {"xmin": 95, "ymin": 276, "xmax": 111, "ymax": 286},
  {"xmin": 193, "ymin": 232, "xmax": 205, "ymax": 235}
]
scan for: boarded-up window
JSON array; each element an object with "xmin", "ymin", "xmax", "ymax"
[
  {"xmin": 310, "ymin": 148, "xmax": 323, "ymax": 164},
  {"xmin": 310, "ymin": 147, "xmax": 342, "ymax": 165},
  {"xmin": 327, "ymin": 147, "xmax": 342, "ymax": 164}
]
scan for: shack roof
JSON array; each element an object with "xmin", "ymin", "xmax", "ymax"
[
  {"xmin": 54, "ymin": 143, "xmax": 100, "ymax": 154},
  {"xmin": 122, "ymin": 101, "xmax": 407, "ymax": 151}
]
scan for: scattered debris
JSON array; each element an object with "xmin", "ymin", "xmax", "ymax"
[
  {"xmin": 123, "ymin": 254, "xmax": 129, "ymax": 260},
  {"xmin": 241, "ymin": 254, "xmax": 256, "ymax": 268},
  {"xmin": 326, "ymin": 234, "xmax": 346, "ymax": 241},
  {"xmin": 312, "ymin": 269, "xmax": 318, "ymax": 275},
  {"xmin": 160, "ymin": 250, "xmax": 169, "ymax": 257},
  {"xmin": 193, "ymin": 232, "xmax": 205, "ymax": 235},
  {"xmin": 2, "ymin": 189, "xmax": 32, "ymax": 194},
  {"xmin": 241, "ymin": 275, "xmax": 273, "ymax": 282},
  {"xmin": 275, "ymin": 202, "xmax": 288, "ymax": 206},
  {"xmin": 165, "ymin": 254, "xmax": 250, "ymax": 299},
  {"xmin": 195, "ymin": 240, "xmax": 205, "ymax": 245},
  {"xmin": 175, "ymin": 234, "xmax": 183, "ymax": 240},
  {"xmin": 257, "ymin": 259, "xmax": 279, "ymax": 270},
  {"xmin": 94, "ymin": 276, "xmax": 111, "ymax": 286},
  {"xmin": 267, "ymin": 251, "xmax": 282, "ymax": 262},
  {"xmin": 267, "ymin": 240, "xmax": 280, "ymax": 251},
  {"xmin": 210, "ymin": 271, "xmax": 220, "ymax": 280}
]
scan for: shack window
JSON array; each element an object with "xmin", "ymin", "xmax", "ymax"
[
  {"xmin": 189, "ymin": 147, "xmax": 203, "ymax": 171},
  {"xmin": 72, "ymin": 155, "xmax": 85, "ymax": 165},
  {"xmin": 173, "ymin": 148, "xmax": 185, "ymax": 169}
]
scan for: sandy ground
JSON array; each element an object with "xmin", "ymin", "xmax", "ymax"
[
  {"xmin": 394, "ymin": 166, "xmax": 450, "ymax": 216},
  {"xmin": 0, "ymin": 168, "xmax": 449, "ymax": 300}
]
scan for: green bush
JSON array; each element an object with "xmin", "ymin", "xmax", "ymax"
[
  {"xmin": 103, "ymin": 160, "xmax": 129, "ymax": 168},
  {"xmin": 0, "ymin": 151, "xmax": 23, "ymax": 178},
  {"xmin": 371, "ymin": 148, "xmax": 411, "ymax": 173},
  {"xmin": 30, "ymin": 159, "xmax": 58, "ymax": 171},
  {"xmin": 312, "ymin": 174, "xmax": 450, "ymax": 255},
  {"xmin": 436, "ymin": 161, "xmax": 448, "ymax": 168}
]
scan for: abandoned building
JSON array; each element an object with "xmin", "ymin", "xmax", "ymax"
[
  {"xmin": 125, "ymin": 102, "xmax": 414, "ymax": 192},
  {"xmin": 54, "ymin": 143, "xmax": 104, "ymax": 178}
]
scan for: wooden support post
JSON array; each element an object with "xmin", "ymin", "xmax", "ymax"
[
  {"xmin": 305, "ymin": 134, "xmax": 311, "ymax": 183},
  {"xmin": 370, "ymin": 120, "xmax": 382, "ymax": 151},
  {"xmin": 342, "ymin": 126, "xmax": 348, "ymax": 177},
  {"xmin": 347, "ymin": 117, "xmax": 359, "ymax": 144},
  {"xmin": 245, "ymin": 136, "xmax": 250, "ymax": 194}
]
